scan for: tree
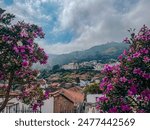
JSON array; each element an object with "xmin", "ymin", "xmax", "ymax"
[
  {"xmin": 52, "ymin": 64, "xmax": 60, "ymax": 71},
  {"xmin": 0, "ymin": 8, "xmax": 49, "ymax": 112},
  {"xmin": 97, "ymin": 25, "xmax": 150, "ymax": 113},
  {"xmin": 83, "ymin": 83, "xmax": 102, "ymax": 94}
]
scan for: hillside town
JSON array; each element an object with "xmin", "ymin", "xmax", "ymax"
[
  {"xmin": 0, "ymin": 60, "xmax": 119, "ymax": 113},
  {"xmin": 0, "ymin": 0, "xmax": 150, "ymax": 115}
]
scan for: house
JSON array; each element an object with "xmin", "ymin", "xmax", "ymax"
[
  {"xmin": 41, "ymin": 87, "xmax": 84, "ymax": 113},
  {"xmin": 0, "ymin": 81, "xmax": 47, "ymax": 113},
  {"xmin": 79, "ymin": 80, "xmax": 90, "ymax": 87},
  {"xmin": 84, "ymin": 94, "xmax": 102, "ymax": 113},
  {"xmin": 0, "ymin": 91, "xmax": 36, "ymax": 113},
  {"xmin": 62, "ymin": 63, "xmax": 79, "ymax": 70},
  {"xmin": 94, "ymin": 63, "xmax": 104, "ymax": 71},
  {"xmin": 0, "ymin": 84, "xmax": 84, "ymax": 113}
]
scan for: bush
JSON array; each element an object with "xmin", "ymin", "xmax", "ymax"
[
  {"xmin": 97, "ymin": 25, "xmax": 150, "ymax": 113},
  {"xmin": 0, "ymin": 8, "xmax": 48, "ymax": 112}
]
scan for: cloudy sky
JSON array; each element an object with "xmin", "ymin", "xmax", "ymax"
[{"xmin": 1, "ymin": 0, "xmax": 150, "ymax": 54}]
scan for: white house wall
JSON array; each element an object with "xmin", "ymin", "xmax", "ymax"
[{"xmin": 41, "ymin": 97, "xmax": 54, "ymax": 113}]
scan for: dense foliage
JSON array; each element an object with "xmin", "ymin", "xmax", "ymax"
[
  {"xmin": 97, "ymin": 25, "xmax": 150, "ymax": 113},
  {"xmin": 83, "ymin": 83, "xmax": 102, "ymax": 94},
  {"xmin": 0, "ymin": 8, "xmax": 48, "ymax": 112}
]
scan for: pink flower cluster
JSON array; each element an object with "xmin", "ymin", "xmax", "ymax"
[
  {"xmin": 1, "ymin": 21, "xmax": 48, "ymax": 70},
  {"xmin": 133, "ymin": 68, "xmax": 150, "ymax": 80},
  {"xmin": 135, "ymin": 25, "xmax": 150, "ymax": 42},
  {"xmin": 0, "ymin": 10, "xmax": 48, "ymax": 111},
  {"xmin": 31, "ymin": 90, "xmax": 50, "ymax": 111},
  {"xmin": 97, "ymin": 25, "xmax": 150, "ymax": 113},
  {"xmin": 20, "ymin": 84, "xmax": 50, "ymax": 112}
]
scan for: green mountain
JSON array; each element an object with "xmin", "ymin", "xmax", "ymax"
[{"xmin": 48, "ymin": 42, "xmax": 129, "ymax": 67}]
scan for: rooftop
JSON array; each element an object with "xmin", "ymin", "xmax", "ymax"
[{"xmin": 49, "ymin": 87, "xmax": 84, "ymax": 104}]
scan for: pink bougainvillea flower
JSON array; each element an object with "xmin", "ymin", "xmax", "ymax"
[
  {"xmin": 143, "ymin": 56, "xmax": 150, "ymax": 63},
  {"xmin": 26, "ymin": 45, "xmax": 33, "ymax": 53},
  {"xmin": 118, "ymin": 54, "xmax": 123, "ymax": 60},
  {"xmin": 141, "ymin": 89, "xmax": 150, "ymax": 100},
  {"xmin": 123, "ymin": 49, "xmax": 128, "ymax": 55},
  {"xmin": 27, "ymin": 38, "xmax": 33, "ymax": 44},
  {"xmin": 107, "ymin": 83, "xmax": 114, "ymax": 91},
  {"xmin": 99, "ymin": 82, "xmax": 105, "ymax": 90},
  {"xmin": 33, "ymin": 32, "xmax": 38, "ymax": 38},
  {"xmin": 13, "ymin": 46, "xmax": 19, "ymax": 53},
  {"xmin": 133, "ymin": 68, "xmax": 142, "ymax": 75},
  {"xmin": 44, "ymin": 91, "xmax": 50, "ymax": 99},
  {"xmin": 32, "ymin": 103, "xmax": 38, "ymax": 112},
  {"xmin": 127, "ymin": 56, "xmax": 132, "ymax": 62},
  {"xmin": 133, "ymin": 52, "xmax": 141, "ymax": 58},
  {"xmin": 98, "ymin": 95, "xmax": 108, "ymax": 102},
  {"xmin": 108, "ymin": 107, "xmax": 118, "ymax": 113},
  {"xmin": 142, "ymin": 72, "xmax": 150, "ymax": 80},
  {"xmin": 121, "ymin": 105, "xmax": 131, "ymax": 112},
  {"xmin": 19, "ymin": 46, "xmax": 25, "ymax": 53},
  {"xmin": 103, "ymin": 64, "xmax": 113, "ymax": 72},
  {"xmin": 128, "ymin": 85, "xmax": 137, "ymax": 95},
  {"xmin": 120, "ymin": 76, "xmax": 127, "ymax": 83},
  {"xmin": 20, "ymin": 29, "xmax": 28, "ymax": 38},
  {"xmin": 140, "ymin": 48, "xmax": 149, "ymax": 54},
  {"xmin": 22, "ymin": 60, "xmax": 29, "ymax": 67},
  {"xmin": 96, "ymin": 104, "xmax": 100, "ymax": 109},
  {"xmin": 15, "ymin": 70, "xmax": 20, "ymax": 76}
]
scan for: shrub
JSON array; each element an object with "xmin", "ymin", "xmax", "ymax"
[
  {"xmin": 0, "ymin": 8, "xmax": 49, "ymax": 112},
  {"xmin": 97, "ymin": 25, "xmax": 150, "ymax": 113}
]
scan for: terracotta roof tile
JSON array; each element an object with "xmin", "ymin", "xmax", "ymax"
[
  {"xmin": 49, "ymin": 87, "xmax": 84, "ymax": 103},
  {"xmin": 68, "ymin": 86, "xmax": 82, "ymax": 92},
  {"xmin": 60, "ymin": 88, "xmax": 84, "ymax": 103}
]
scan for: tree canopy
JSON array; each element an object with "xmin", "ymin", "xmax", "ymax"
[
  {"xmin": 97, "ymin": 25, "xmax": 150, "ymax": 113},
  {"xmin": 0, "ymin": 8, "xmax": 49, "ymax": 112}
]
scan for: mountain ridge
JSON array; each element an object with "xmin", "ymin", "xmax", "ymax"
[
  {"xmin": 47, "ymin": 42, "xmax": 129, "ymax": 67},
  {"xmin": 33, "ymin": 42, "xmax": 129, "ymax": 69}
]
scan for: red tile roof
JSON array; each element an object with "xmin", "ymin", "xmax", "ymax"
[
  {"xmin": 60, "ymin": 88, "xmax": 84, "ymax": 103},
  {"xmin": 68, "ymin": 86, "xmax": 82, "ymax": 92},
  {"xmin": 49, "ymin": 87, "xmax": 84, "ymax": 104}
]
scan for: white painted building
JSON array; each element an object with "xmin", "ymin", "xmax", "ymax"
[
  {"xmin": 41, "ymin": 97, "xmax": 54, "ymax": 113},
  {"xmin": 94, "ymin": 63, "xmax": 104, "ymax": 71},
  {"xmin": 0, "ymin": 98, "xmax": 33, "ymax": 113},
  {"xmin": 79, "ymin": 80, "xmax": 90, "ymax": 87},
  {"xmin": 0, "ymin": 96, "xmax": 54, "ymax": 113},
  {"xmin": 85, "ymin": 94, "xmax": 102, "ymax": 113},
  {"xmin": 0, "ymin": 81, "xmax": 49, "ymax": 113},
  {"xmin": 62, "ymin": 63, "xmax": 79, "ymax": 70}
]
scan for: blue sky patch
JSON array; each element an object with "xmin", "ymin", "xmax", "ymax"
[{"xmin": 3, "ymin": 0, "xmax": 13, "ymax": 6}]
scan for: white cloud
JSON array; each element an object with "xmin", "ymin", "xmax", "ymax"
[
  {"xmin": 2, "ymin": 0, "xmax": 150, "ymax": 54},
  {"xmin": 3, "ymin": 0, "xmax": 51, "ymax": 25},
  {"xmin": 44, "ymin": 0, "xmax": 150, "ymax": 54},
  {"xmin": 124, "ymin": 0, "xmax": 150, "ymax": 29}
]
